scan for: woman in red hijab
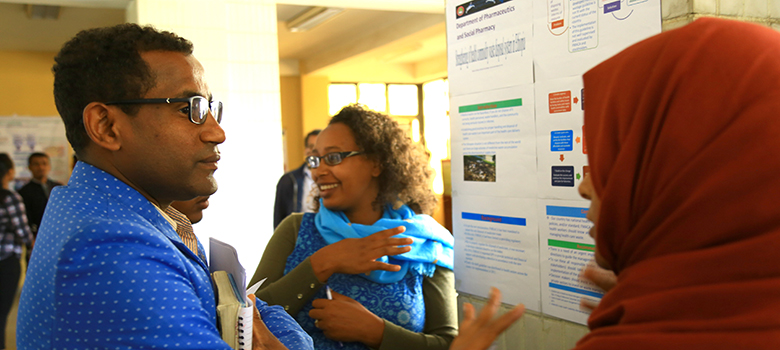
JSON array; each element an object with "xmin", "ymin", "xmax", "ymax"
[{"xmin": 577, "ymin": 17, "xmax": 780, "ymax": 349}]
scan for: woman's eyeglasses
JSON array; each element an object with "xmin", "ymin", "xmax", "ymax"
[
  {"xmin": 306, "ymin": 151, "xmax": 362, "ymax": 169},
  {"xmin": 105, "ymin": 96, "xmax": 222, "ymax": 125}
]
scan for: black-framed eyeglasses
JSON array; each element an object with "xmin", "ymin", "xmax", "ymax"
[
  {"xmin": 105, "ymin": 96, "xmax": 223, "ymax": 125},
  {"xmin": 306, "ymin": 151, "xmax": 362, "ymax": 169}
]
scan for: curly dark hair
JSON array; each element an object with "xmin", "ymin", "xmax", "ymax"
[
  {"xmin": 319, "ymin": 104, "xmax": 437, "ymax": 215},
  {"xmin": 53, "ymin": 23, "xmax": 193, "ymax": 154}
]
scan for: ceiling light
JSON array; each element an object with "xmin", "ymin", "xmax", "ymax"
[
  {"xmin": 287, "ymin": 7, "xmax": 343, "ymax": 32},
  {"xmin": 25, "ymin": 4, "xmax": 60, "ymax": 20}
]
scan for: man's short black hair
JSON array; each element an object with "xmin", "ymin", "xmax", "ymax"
[
  {"xmin": 53, "ymin": 23, "xmax": 193, "ymax": 154},
  {"xmin": 28, "ymin": 152, "xmax": 50, "ymax": 165},
  {"xmin": 304, "ymin": 129, "xmax": 321, "ymax": 146}
]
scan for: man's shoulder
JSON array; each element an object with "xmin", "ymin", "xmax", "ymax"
[
  {"xmin": 18, "ymin": 181, "xmax": 38, "ymax": 194},
  {"xmin": 47, "ymin": 179, "xmax": 64, "ymax": 187},
  {"xmin": 288, "ymin": 163, "xmax": 306, "ymax": 176},
  {"xmin": 277, "ymin": 164, "xmax": 306, "ymax": 185}
]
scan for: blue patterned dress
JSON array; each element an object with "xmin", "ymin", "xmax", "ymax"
[{"xmin": 284, "ymin": 213, "xmax": 426, "ymax": 350}]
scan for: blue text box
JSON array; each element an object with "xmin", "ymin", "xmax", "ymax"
[
  {"xmin": 462, "ymin": 212, "xmax": 526, "ymax": 226},
  {"xmin": 551, "ymin": 130, "xmax": 573, "ymax": 151},
  {"xmin": 546, "ymin": 205, "xmax": 588, "ymax": 218},
  {"xmin": 549, "ymin": 282, "xmax": 604, "ymax": 298}
]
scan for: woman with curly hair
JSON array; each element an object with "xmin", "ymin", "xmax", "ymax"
[{"xmin": 250, "ymin": 104, "xmax": 456, "ymax": 350}]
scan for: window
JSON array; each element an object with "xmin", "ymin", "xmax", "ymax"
[{"xmin": 328, "ymin": 83, "xmax": 357, "ymax": 116}]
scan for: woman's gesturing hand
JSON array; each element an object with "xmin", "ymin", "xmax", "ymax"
[
  {"xmin": 449, "ymin": 287, "xmax": 525, "ymax": 350},
  {"xmin": 309, "ymin": 290, "xmax": 385, "ymax": 348},
  {"xmin": 310, "ymin": 226, "xmax": 413, "ymax": 282},
  {"xmin": 578, "ymin": 262, "xmax": 617, "ymax": 312}
]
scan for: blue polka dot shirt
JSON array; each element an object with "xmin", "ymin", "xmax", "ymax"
[{"xmin": 17, "ymin": 162, "xmax": 313, "ymax": 350}]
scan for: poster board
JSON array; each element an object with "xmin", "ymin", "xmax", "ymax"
[
  {"xmin": 446, "ymin": 0, "xmax": 661, "ymax": 323},
  {"xmin": 0, "ymin": 116, "xmax": 71, "ymax": 189}
]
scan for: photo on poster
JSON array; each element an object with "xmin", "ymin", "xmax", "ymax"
[
  {"xmin": 532, "ymin": 0, "xmax": 661, "ymax": 81},
  {"xmin": 538, "ymin": 199, "xmax": 605, "ymax": 325},
  {"xmin": 450, "ymin": 84, "xmax": 538, "ymax": 198},
  {"xmin": 446, "ymin": 0, "xmax": 534, "ymax": 97},
  {"xmin": 535, "ymin": 76, "xmax": 589, "ymax": 200},
  {"xmin": 463, "ymin": 154, "xmax": 496, "ymax": 182},
  {"xmin": 453, "ymin": 194, "xmax": 541, "ymax": 310}
]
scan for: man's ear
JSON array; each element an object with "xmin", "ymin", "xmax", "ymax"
[{"xmin": 83, "ymin": 102, "xmax": 122, "ymax": 152}]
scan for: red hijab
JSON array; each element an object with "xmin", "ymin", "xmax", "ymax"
[{"xmin": 578, "ymin": 18, "xmax": 780, "ymax": 349}]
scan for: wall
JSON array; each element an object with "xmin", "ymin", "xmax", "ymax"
[
  {"xmin": 0, "ymin": 50, "xmax": 58, "ymax": 116},
  {"xmin": 301, "ymin": 75, "xmax": 331, "ymax": 137},
  {"xmin": 663, "ymin": 0, "xmax": 780, "ymax": 29},
  {"xmin": 281, "ymin": 76, "xmax": 304, "ymax": 171},
  {"xmin": 457, "ymin": 1, "xmax": 780, "ymax": 349}
]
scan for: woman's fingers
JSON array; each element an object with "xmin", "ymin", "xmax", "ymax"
[
  {"xmin": 580, "ymin": 298, "xmax": 599, "ymax": 312},
  {"xmin": 475, "ymin": 287, "xmax": 502, "ymax": 325},
  {"xmin": 370, "ymin": 261, "xmax": 403, "ymax": 272},
  {"xmin": 461, "ymin": 302, "xmax": 476, "ymax": 328},
  {"xmin": 580, "ymin": 263, "xmax": 617, "ymax": 292},
  {"xmin": 369, "ymin": 226, "xmax": 407, "ymax": 240},
  {"xmin": 490, "ymin": 303, "xmax": 525, "ymax": 333},
  {"xmin": 387, "ymin": 237, "xmax": 414, "ymax": 246}
]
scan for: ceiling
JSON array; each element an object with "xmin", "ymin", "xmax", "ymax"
[{"xmin": 0, "ymin": 1, "xmax": 446, "ymax": 83}]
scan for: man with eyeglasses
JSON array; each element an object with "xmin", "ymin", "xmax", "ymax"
[
  {"xmin": 17, "ymin": 24, "xmax": 312, "ymax": 350},
  {"xmin": 273, "ymin": 129, "xmax": 321, "ymax": 228}
]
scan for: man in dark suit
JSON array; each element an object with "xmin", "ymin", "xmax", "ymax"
[
  {"xmin": 273, "ymin": 129, "xmax": 320, "ymax": 228},
  {"xmin": 18, "ymin": 152, "xmax": 62, "ymax": 236}
]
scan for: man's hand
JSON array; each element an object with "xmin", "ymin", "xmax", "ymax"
[
  {"xmin": 308, "ymin": 290, "xmax": 385, "ymax": 348},
  {"xmin": 310, "ymin": 226, "xmax": 413, "ymax": 282},
  {"xmin": 248, "ymin": 294, "xmax": 288, "ymax": 350},
  {"xmin": 578, "ymin": 262, "xmax": 617, "ymax": 312},
  {"xmin": 449, "ymin": 287, "xmax": 525, "ymax": 350}
]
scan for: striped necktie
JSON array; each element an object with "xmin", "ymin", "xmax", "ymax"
[{"xmin": 164, "ymin": 206, "xmax": 201, "ymax": 257}]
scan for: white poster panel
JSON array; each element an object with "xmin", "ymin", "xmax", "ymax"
[
  {"xmin": 446, "ymin": 0, "xmax": 534, "ymax": 97},
  {"xmin": 538, "ymin": 199, "xmax": 601, "ymax": 324},
  {"xmin": 533, "ymin": 0, "xmax": 661, "ymax": 81},
  {"xmin": 534, "ymin": 76, "xmax": 588, "ymax": 200},
  {"xmin": 450, "ymin": 84, "xmax": 537, "ymax": 199},
  {"xmin": 454, "ymin": 194, "xmax": 541, "ymax": 310},
  {"xmin": 0, "ymin": 116, "xmax": 71, "ymax": 188}
]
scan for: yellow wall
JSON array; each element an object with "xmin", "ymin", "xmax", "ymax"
[
  {"xmin": 280, "ymin": 76, "xmax": 303, "ymax": 172},
  {"xmin": 301, "ymin": 75, "xmax": 331, "ymax": 138},
  {"xmin": 0, "ymin": 50, "xmax": 58, "ymax": 116}
]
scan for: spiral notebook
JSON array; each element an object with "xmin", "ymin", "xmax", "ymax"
[
  {"xmin": 210, "ymin": 238, "xmax": 253, "ymax": 350},
  {"xmin": 212, "ymin": 270, "xmax": 253, "ymax": 350}
]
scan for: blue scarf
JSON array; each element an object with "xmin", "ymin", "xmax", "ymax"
[{"xmin": 314, "ymin": 201, "xmax": 454, "ymax": 284}]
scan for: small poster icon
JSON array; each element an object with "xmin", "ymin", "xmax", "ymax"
[{"xmin": 457, "ymin": 6, "xmax": 465, "ymax": 16}]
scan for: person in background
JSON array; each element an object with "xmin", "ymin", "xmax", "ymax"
[
  {"xmin": 447, "ymin": 17, "xmax": 780, "ymax": 350},
  {"xmin": 251, "ymin": 105, "xmax": 457, "ymax": 350},
  {"xmin": 171, "ymin": 195, "xmax": 210, "ymax": 224},
  {"xmin": 17, "ymin": 24, "xmax": 311, "ymax": 350},
  {"xmin": 0, "ymin": 153, "xmax": 34, "ymax": 350},
  {"xmin": 18, "ymin": 152, "xmax": 62, "ymax": 236},
  {"xmin": 274, "ymin": 129, "xmax": 321, "ymax": 228}
]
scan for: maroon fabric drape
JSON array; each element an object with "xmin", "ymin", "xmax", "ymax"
[{"xmin": 577, "ymin": 18, "xmax": 780, "ymax": 349}]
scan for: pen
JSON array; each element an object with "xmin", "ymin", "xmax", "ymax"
[{"xmin": 325, "ymin": 286, "xmax": 344, "ymax": 348}]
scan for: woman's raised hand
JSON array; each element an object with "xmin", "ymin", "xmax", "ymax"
[
  {"xmin": 449, "ymin": 287, "xmax": 525, "ymax": 350},
  {"xmin": 310, "ymin": 226, "xmax": 413, "ymax": 282},
  {"xmin": 579, "ymin": 262, "xmax": 617, "ymax": 312}
]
